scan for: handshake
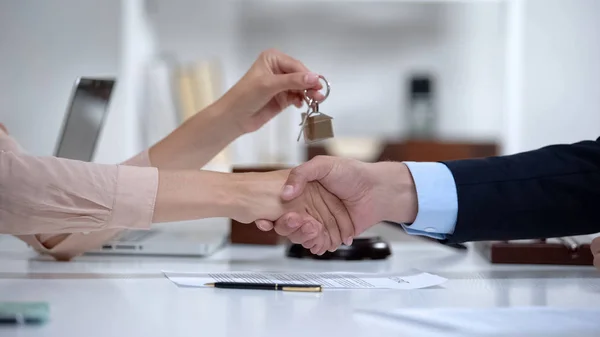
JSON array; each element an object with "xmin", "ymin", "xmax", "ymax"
[{"xmin": 234, "ymin": 156, "xmax": 418, "ymax": 255}]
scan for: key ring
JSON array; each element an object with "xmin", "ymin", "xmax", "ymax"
[
  {"xmin": 303, "ymin": 75, "xmax": 330, "ymax": 105},
  {"xmin": 297, "ymin": 97, "xmax": 316, "ymax": 141}
]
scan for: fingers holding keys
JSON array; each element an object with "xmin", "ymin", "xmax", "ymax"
[
  {"xmin": 268, "ymin": 50, "xmax": 323, "ymax": 87},
  {"xmin": 262, "ymin": 49, "xmax": 328, "ymax": 111},
  {"xmin": 268, "ymin": 72, "xmax": 321, "ymax": 94},
  {"xmin": 305, "ymin": 89, "xmax": 326, "ymax": 103},
  {"xmin": 262, "ymin": 49, "xmax": 324, "ymax": 98},
  {"xmin": 220, "ymin": 48, "xmax": 326, "ymax": 134}
]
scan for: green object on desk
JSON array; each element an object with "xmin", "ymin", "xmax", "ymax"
[{"xmin": 0, "ymin": 302, "xmax": 49, "ymax": 325}]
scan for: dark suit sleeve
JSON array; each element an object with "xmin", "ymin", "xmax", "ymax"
[{"xmin": 440, "ymin": 137, "xmax": 600, "ymax": 243}]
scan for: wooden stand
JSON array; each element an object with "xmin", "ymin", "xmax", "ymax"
[
  {"xmin": 230, "ymin": 219, "xmax": 285, "ymax": 246},
  {"xmin": 229, "ymin": 165, "xmax": 289, "ymax": 246},
  {"xmin": 475, "ymin": 240, "xmax": 594, "ymax": 266},
  {"xmin": 306, "ymin": 138, "xmax": 498, "ymax": 163}
]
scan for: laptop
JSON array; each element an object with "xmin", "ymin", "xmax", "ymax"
[{"xmin": 54, "ymin": 77, "xmax": 228, "ymax": 256}]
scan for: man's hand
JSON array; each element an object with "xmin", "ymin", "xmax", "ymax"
[
  {"xmin": 256, "ymin": 156, "xmax": 418, "ymax": 251},
  {"xmin": 592, "ymin": 237, "xmax": 600, "ymax": 271},
  {"xmin": 233, "ymin": 169, "xmax": 354, "ymax": 255}
]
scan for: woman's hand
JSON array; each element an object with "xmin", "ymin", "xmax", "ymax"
[
  {"xmin": 230, "ymin": 170, "xmax": 353, "ymax": 255},
  {"xmin": 148, "ymin": 49, "xmax": 324, "ymax": 169},
  {"xmin": 218, "ymin": 49, "xmax": 325, "ymax": 134}
]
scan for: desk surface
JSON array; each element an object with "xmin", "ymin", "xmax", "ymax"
[{"xmin": 1, "ymin": 234, "xmax": 599, "ymax": 337}]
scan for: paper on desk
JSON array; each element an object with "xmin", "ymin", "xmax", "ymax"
[
  {"xmin": 354, "ymin": 307, "xmax": 600, "ymax": 336},
  {"xmin": 163, "ymin": 271, "xmax": 446, "ymax": 290}
]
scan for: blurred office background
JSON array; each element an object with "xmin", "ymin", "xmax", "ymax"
[
  {"xmin": 0, "ymin": 0, "xmax": 599, "ymax": 240},
  {"xmin": 1, "ymin": 0, "xmax": 599, "ymax": 163}
]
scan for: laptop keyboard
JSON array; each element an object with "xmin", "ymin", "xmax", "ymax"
[{"xmin": 116, "ymin": 230, "xmax": 155, "ymax": 242}]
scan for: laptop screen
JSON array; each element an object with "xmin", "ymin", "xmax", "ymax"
[{"xmin": 54, "ymin": 78, "xmax": 115, "ymax": 161}]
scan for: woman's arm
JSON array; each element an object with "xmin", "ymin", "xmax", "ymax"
[
  {"xmin": 7, "ymin": 49, "xmax": 335, "ymax": 259},
  {"xmin": 147, "ymin": 100, "xmax": 241, "ymax": 170},
  {"xmin": 144, "ymin": 48, "xmax": 324, "ymax": 170},
  {"xmin": 14, "ymin": 146, "xmax": 151, "ymax": 258},
  {"xmin": 2, "ymin": 149, "xmax": 283, "ymax": 236},
  {"xmin": 13, "ymin": 101, "xmax": 238, "ymax": 254},
  {"xmin": 1, "ymin": 151, "xmax": 157, "ymax": 236},
  {"xmin": 5, "ymin": 150, "xmax": 347, "ymax": 259}
]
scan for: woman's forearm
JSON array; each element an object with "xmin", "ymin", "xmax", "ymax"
[
  {"xmin": 148, "ymin": 100, "xmax": 243, "ymax": 170},
  {"xmin": 6, "ymin": 47, "xmax": 325, "ymax": 260},
  {"xmin": 152, "ymin": 169, "xmax": 291, "ymax": 224},
  {"xmin": 152, "ymin": 170, "xmax": 240, "ymax": 222},
  {"xmin": 3, "ymin": 149, "xmax": 285, "ymax": 260}
]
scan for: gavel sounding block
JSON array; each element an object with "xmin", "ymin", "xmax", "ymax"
[{"xmin": 475, "ymin": 240, "xmax": 593, "ymax": 266}]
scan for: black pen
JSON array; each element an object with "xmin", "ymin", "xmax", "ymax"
[{"xmin": 204, "ymin": 282, "xmax": 322, "ymax": 292}]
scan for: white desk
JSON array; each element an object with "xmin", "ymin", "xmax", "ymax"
[{"xmin": 1, "ymin": 235, "xmax": 599, "ymax": 337}]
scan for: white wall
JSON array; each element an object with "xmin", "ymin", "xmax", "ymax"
[
  {"xmin": 519, "ymin": 0, "xmax": 600, "ymax": 151},
  {"xmin": 154, "ymin": 1, "xmax": 506, "ymax": 164},
  {"xmin": 0, "ymin": 0, "xmax": 121, "ymax": 157},
  {"xmin": 236, "ymin": 2, "xmax": 505, "ymax": 139}
]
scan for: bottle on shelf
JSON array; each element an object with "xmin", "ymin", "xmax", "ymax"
[{"xmin": 406, "ymin": 74, "xmax": 436, "ymax": 139}]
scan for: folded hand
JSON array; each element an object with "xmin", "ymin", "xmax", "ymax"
[
  {"xmin": 233, "ymin": 169, "xmax": 354, "ymax": 255},
  {"xmin": 256, "ymin": 156, "xmax": 418, "ymax": 252}
]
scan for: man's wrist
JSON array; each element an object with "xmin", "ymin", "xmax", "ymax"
[
  {"xmin": 398, "ymin": 162, "xmax": 458, "ymax": 238},
  {"xmin": 368, "ymin": 162, "xmax": 417, "ymax": 224}
]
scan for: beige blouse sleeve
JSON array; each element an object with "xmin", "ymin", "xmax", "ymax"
[{"xmin": 0, "ymin": 134, "xmax": 158, "ymax": 260}]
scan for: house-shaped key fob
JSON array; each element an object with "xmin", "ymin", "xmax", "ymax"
[{"xmin": 301, "ymin": 112, "xmax": 334, "ymax": 143}]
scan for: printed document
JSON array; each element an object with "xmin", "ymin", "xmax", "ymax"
[{"xmin": 163, "ymin": 271, "xmax": 447, "ymax": 290}]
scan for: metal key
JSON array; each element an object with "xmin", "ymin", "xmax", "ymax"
[{"xmin": 297, "ymin": 75, "xmax": 334, "ymax": 143}]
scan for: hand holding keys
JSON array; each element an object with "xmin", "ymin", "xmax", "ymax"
[{"xmin": 297, "ymin": 75, "xmax": 334, "ymax": 143}]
